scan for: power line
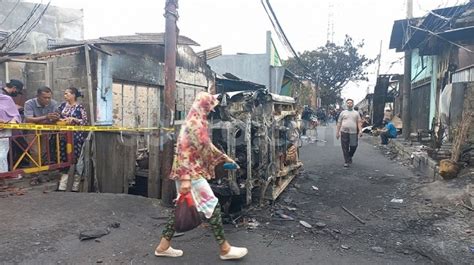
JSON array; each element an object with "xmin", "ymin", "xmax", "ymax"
[
  {"xmin": 409, "ymin": 24, "xmax": 474, "ymax": 53},
  {"xmin": 405, "ymin": 1, "xmax": 472, "ymax": 51},
  {"xmin": 0, "ymin": 0, "xmax": 21, "ymax": 26},
  {"xmin": 1, "ymin": 1, "xmax": 51, "ymax": 53},
  {"xmin": 260, "ymin": 0, "xmax": 311, "ymax": 73}
]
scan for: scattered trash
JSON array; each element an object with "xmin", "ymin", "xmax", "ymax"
[
  {"xmin": 341, "ymin": 244, "xmax": 350, "ymax": 250},
  {"xmin": 371, "ymin": 246, "xmax": 385, "ymax": 253},
  {"xmin": 299, "ymin": 220, "xmax": 312, "ymax": 228},
  {"xmin": 79, "ymin": 228, "xmax": 110, "ymax": 241},
  {"xmin": 460, "ymin": 201, "xmax": 473, "ymax": 211},
  {"xmin": 286, "ymin": 206, "xmax": 297, "ymax": 211},
  {"xmin": 341, "ymin": 206, "xmax": 366, "ymax": 224},
  {"xmin": 322, "ymin": 228, "xmax": 339, "ymax": 240},
  {"xmin": 246, "ymin": 218, "xmax": 260, "ymax": 229},
  {"xmin": 275, "ymin": 210, "xmax": 295, "ymax": 221},
  {"xmin": 294, "ymin": 184, "xmax": 301, "ymax": 189},
  {"xmin": 96, "ymin": 259, "xmax": 103, "ymax": 263},
  {"xmin": 0, "ymin": 187, "xmax": 26, "ymax": 197},
  {"xmin": 109, "ymin": 222, "xmax": 120, "ymax": 229},
  {"xmin": 283, "ymin": 198, "xmax": 293, "ymax": 204},
  {"xmin": 374, "ymin": 170, "xmax": 380, "ymax": 172},
  {"xmin": 315, "ymin": 222, "xmax": 327, "ymax": 228},
  {"xmin": 385, "ymin": 174, "xmax": 395, "ymax": 177},
  {"xmin": 312, "ymin": 186, "xmax": 319, "ymax": 191},
  {"xmin": 173, "ymin": 232, "xmax": 185, "ymax": 237},
  {"xmin": 470, "ymin": 246, "xmax": 474, "ymax": 254},
  {"xmin": 332, "ymin": 229, "xmax": 341, "ymax": 234},
  {"xmin": 390, "ymin": 199, "xmax": 404, "ymax": 203}
]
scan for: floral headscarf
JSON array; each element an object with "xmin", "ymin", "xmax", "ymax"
[{"xmin": 170, "ymin": 91, "xmax": 231, "ymax": 181}]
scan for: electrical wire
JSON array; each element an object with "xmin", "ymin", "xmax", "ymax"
[
  {"xmin": 409, "ymin": 24, "xmax": 474, "ymax": 53},
  {"xmin": 1, "ymin": 1, "xmax": 51, "ymax": 53},
  {"xmin": 260, "ymin": 0, "xmax": 312, "ymax": 73},
  {"xmin": 0, "ymin": 0, "xmax": 21, "ymax": 26},
  {"xmin": 404, "ymin": 1, "xmax": 472, "ymax": 51}
]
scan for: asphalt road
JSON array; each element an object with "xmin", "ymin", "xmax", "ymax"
[{"xmin": 1, "ymin": 124, "xmax": 469, "ymax": 264}]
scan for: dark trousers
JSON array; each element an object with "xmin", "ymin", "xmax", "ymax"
[
  {"xmin": 380, "ymin": 131, "xmax": 395, "ymax": 145},
  {"xmin": 341, "ymin": 132, "xmax": 358, "ymax": 163}
]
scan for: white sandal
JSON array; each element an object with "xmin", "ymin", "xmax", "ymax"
[
  {"xmin": 154, "ymin": 246, "xmax": 183, "ymax": 257},
  {"xmin": 220, "ymin": 246, "xmax": 248, "ymax": 260}
]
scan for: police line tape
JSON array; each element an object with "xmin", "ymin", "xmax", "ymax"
[{"xmin": 0, "ymin": 123, "xmax": 175, "ymax": 132}]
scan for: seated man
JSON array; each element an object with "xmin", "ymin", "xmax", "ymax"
[{"xmin": 379, "ymin": 118, "xmax": 397, "ymax": 145}]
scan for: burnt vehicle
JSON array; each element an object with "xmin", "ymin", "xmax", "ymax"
[{"xmin": 209, "ymin": 89, "xmax": 302, "ymax": 208}]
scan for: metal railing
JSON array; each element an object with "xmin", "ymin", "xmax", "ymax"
[{"xmin": 0, "ymin": 130, "xmax": 74, "ymax": 179}]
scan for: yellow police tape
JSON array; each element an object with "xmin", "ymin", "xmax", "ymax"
[{"xmin": 0, "ymin": 123, "xmax": 174, "ymax": 132}]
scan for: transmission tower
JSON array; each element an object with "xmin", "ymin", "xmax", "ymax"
[{"xmin": 326, "ymin": 2, "xmax": 334, "ymax": 44}]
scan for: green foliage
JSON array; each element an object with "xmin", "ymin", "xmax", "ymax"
[{"xmin": 285, "ymin": 35, "xmax": 374, "ymax": 106}]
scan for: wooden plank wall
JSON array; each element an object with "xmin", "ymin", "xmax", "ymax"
[{"xmin": 95, "ymin": 132, "xmax": 137, "ymax": 193}]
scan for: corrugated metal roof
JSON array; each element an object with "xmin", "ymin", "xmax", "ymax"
[
  {"xmin": 47, "ymin": 33, "xmax": 199, "ymax": 50},
  {"xmin": 390, "ymin": 3, "xmax": 474, "ymax": 52},
  {"xmin": 452, "ymin": 66, "xmax": 474, "ymax": 83},
  {"xmin": 196, "ymin": 45, "xmax": 222, "ymax": 60}
]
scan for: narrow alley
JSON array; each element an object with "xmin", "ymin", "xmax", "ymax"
[{"xmin": 1, "ymin": 123, "xmax": 471, "ymax": 264}]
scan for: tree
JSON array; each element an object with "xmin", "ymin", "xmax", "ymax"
[{"xmin": 285, "ymin": 35, "xmax": 374, "ymax": 107}]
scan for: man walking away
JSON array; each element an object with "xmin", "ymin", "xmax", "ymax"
[{"xmin": 336, "ymin": 99, "xmax": 362, "ymax": 167}]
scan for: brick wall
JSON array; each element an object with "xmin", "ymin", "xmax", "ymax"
[{"xmin": 24, "ymin": 49, "xmax": 90, "ymax": 122}]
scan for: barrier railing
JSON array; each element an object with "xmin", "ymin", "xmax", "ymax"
[{"xmin": 0, "ymin": 130, "xmax": 74, "ymax": 179}]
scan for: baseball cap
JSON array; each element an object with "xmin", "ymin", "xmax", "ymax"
[{"xmin": 7, "ymin": 79, "xmax": 24, "ymax": 90}]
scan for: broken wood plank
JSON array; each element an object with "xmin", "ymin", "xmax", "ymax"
[
  {"xmin": 341, "ymin": 206, "xmax": 366, "ymax": 224},
  {"xmin": 148, "ymin": 129, "xmax": 161, "ymax": 198}
]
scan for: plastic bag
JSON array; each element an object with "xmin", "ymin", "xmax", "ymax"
[{"xmin": 174, "ymin": 192, "xmax": 202, "ymax": 232}]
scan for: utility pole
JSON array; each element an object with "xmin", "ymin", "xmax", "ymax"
[
  {"xmin": 402, "ymin": 0, "xmax": 413, "ymax": 140},
  {"xmin": 161, "ymin": 0, "xmax": 179, "ymax": 206},
  {"xmin": 375, "ymin": 40, "xmax": 383, "ymax": 78}
]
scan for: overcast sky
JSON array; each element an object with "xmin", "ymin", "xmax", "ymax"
[{"xmin": 29, "ymin": 0, "xmax": 466, "ymax": 103}]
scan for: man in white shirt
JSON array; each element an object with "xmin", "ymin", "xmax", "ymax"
[{"xmin": 336, "ymin": 99, "xmax": 362, "ymax": 167}]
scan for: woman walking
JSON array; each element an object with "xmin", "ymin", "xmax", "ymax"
[{"xmin": 155, "ymin": 92, "xmax": 248, "ymax": 260}]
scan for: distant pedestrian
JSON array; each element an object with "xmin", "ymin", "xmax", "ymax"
[
  {"xmin": 155, "ymin": 92, "xmax": 248, "ymax": 260},
  {"xmin": 301, "ymin": 106, "xmax": 314, "ymax": 136},
  {"xmin": 336, "ymin": 99, "xmax": 362, "ymax": 167}
]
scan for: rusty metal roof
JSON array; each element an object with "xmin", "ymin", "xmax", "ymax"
[{"xmin": 47, "ymin": 33, "xmax": 199, "ymax": 50}]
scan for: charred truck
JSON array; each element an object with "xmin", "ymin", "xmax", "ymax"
[{"xmin": 210, "ymin": 90, "xmax": 302, "ymax": 209}]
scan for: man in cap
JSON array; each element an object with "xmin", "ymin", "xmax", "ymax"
[{"xmin": 1, "ymin": 79, "xmax": 24, "ymax": 97}]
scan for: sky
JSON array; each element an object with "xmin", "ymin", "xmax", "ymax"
[{"xmin": 29, "ymin": 0, "xmax": 467, "ymax": 104}]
